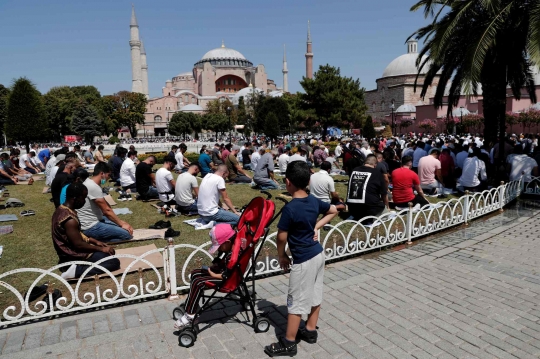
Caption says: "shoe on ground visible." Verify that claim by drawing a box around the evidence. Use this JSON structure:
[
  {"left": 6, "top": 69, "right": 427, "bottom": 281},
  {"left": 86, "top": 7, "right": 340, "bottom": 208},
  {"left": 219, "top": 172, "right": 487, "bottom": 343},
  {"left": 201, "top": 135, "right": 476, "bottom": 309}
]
[
  {"left": 165, "top": 228, "right": 180, "bottom": 237},
  {"left": 174, "top": 313, "right": 194, "bottom": 330},
  {"left": 295, "top": 327, "right": 318, "bottom": 344},
  {"left": 118, "top": 195, "right": 127, "bottom": 202},
  {"left": 264, "top": 337, "right": 297, "bottom": 357},
  {"left": 149, "top": 220, "right": 171, "bottom": 229}
]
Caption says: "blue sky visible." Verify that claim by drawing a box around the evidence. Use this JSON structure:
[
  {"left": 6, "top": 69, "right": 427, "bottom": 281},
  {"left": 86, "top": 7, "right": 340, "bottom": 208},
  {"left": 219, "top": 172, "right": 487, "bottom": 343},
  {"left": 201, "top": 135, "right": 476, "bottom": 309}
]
[{"left": 0, "top": 0, "right": 430, "bottom": 98}]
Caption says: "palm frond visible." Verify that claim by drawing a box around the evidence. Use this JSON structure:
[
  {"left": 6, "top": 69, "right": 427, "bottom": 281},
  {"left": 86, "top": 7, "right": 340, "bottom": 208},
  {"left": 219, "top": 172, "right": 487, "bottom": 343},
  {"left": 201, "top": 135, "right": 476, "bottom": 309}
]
[{"left": 527, "top": 0, "right": 540, "bottom": 68}]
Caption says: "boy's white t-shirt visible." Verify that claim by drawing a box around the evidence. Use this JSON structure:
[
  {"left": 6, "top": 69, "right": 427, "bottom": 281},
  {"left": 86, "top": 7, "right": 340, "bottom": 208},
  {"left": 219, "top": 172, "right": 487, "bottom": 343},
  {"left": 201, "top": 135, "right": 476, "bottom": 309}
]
[
  {"left": 197, "top": 173, "right": 226, "bottom": 217},
  {"left": 155, "top": 167, "right": 174, "bottom": 202},
  {"left": 175, "top": 172, "right": 198, "bottom": 207}
]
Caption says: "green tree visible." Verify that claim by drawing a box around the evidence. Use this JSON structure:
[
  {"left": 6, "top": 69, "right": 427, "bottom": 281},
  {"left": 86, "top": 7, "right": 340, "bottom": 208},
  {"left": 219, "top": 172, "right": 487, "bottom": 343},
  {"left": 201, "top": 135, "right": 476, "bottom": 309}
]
[
  {"left": 108, "top": 91, "right": 147, "bottom": 138},
  {"left": 282, "top": 92, "right": 316, "bottom": 135},
  {"left": 264, "top": 112, "right": 280, "bottom": 146},
  {"left": 43, "top": 86, "right": 77, "bottom": 140},
  {"left": 99, "top": 95, "right": 119, "bottom": 136},
  {"left": 72, "top": 102, "right": 102, "bottom": 144},
  {"left": 0, "top": 84, "right": 10, "bottom": 144},
  {"left": 71, "top": 86, "right": 102, "bottom": 107},
  {"left": 6, "top": 77, "right": 46, "bottom": 152},
  {"left": 410, "top": 0, "right": 540, "bottom": 163},
  {"left": 363, "top": 115, "right": 376, "bottom": 140},
  {"left": 300, "top": 65, "right": 367, "bottom": 136},
  {"left": 255, "top": 96, "right": 289, "bottom": 136},
  {"left": 169, "top": 112, "right": 193, "bottom": 139}
]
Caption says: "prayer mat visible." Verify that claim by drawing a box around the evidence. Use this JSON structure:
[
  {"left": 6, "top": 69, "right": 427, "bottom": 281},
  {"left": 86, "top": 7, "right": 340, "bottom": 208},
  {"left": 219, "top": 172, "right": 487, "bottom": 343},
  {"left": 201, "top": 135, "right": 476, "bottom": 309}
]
[
  {"left": 0, "top": 215, "right": 17, "bottom": 222},
  {"left": 66, "top": 244, "right": 163, "bottom": 281},
  {"left": 0, "top": 225, "right": 14, "bottom": 235},
  {"left": 113, "top": 208, "right": 133, "bottom": 215},
  {"left": 104, "top": 195, "right": 117, "bottom": 206}
]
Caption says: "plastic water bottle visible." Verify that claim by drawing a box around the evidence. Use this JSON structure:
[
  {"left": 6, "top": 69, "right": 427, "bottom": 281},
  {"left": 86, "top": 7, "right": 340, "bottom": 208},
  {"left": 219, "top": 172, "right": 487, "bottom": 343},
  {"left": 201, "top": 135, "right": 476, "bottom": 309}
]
[{"left": 241, "top": 238, "right": 247, "bottom": 250}]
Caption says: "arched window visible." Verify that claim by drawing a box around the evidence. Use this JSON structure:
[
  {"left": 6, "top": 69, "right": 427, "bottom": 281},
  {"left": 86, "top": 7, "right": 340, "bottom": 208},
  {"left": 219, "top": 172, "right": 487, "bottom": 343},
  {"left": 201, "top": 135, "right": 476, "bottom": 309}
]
[{"left": 154, "top": 115, "right": 162, "bottom": 122}]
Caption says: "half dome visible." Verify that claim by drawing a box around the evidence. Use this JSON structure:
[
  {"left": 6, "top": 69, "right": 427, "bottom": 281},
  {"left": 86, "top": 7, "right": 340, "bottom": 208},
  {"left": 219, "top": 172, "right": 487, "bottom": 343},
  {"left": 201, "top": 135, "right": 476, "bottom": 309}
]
[
  {"left": 383, "top": 53, "right": 430, "bottom": 78},
  {"left": 396, "top": 104, "right": 416, "bottom": 113}
]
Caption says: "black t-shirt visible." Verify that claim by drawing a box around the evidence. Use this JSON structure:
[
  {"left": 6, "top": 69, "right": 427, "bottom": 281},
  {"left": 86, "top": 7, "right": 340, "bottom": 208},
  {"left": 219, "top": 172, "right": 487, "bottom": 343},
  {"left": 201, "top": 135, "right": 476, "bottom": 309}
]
[
  {"left": 51, "top": 172, "right": 69, "bottom": 208},
  {"left": 242, "top": 149, "right": 252, "bottom": 165},
  {"left": 346, "top": 166, "right": 386, "bottom": 219},
  {"left": 135, "top": 162, "right": 153, "bottom": 194}
]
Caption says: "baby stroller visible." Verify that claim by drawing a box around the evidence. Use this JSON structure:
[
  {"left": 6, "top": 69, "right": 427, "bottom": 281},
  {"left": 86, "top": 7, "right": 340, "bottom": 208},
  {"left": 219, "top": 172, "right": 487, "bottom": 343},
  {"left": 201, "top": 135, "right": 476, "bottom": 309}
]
[{"left": 173, "top": 192, "right": 287, "bottom": 347}]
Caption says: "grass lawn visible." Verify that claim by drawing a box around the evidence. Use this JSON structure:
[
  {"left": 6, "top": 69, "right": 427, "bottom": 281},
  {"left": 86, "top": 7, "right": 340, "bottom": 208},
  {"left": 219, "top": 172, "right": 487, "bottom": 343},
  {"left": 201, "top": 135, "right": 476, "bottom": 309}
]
[{"left": 0, "top": 168, "right": 458, "bottom": 319}]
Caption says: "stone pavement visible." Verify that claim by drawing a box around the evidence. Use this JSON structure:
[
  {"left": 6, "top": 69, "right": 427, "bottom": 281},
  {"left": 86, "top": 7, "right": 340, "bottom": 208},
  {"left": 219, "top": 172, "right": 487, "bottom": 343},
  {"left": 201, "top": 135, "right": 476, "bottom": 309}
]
[{"left": 2, "top": 200, "right": 540, "bottom": 359}]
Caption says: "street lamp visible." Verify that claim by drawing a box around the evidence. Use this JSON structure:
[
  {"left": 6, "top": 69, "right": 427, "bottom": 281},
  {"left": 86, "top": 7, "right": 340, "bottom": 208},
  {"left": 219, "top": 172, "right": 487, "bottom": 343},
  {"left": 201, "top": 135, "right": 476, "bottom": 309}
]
[
  {"left": 390, "top": 102, "right": 395, "bottom": 136},
  {"left": 226, "top": 106, "right": 232, "bottom": 145},
  {"left": 460, "top": 106, "right": 464, "bottom": 130}
]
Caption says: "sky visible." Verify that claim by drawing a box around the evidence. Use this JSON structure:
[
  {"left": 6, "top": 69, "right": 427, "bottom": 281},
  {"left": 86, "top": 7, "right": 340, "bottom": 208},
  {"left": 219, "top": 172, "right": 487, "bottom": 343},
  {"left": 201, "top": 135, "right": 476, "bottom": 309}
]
[{"left": 0, "top": 0, "right": 430, "bottom": 99}]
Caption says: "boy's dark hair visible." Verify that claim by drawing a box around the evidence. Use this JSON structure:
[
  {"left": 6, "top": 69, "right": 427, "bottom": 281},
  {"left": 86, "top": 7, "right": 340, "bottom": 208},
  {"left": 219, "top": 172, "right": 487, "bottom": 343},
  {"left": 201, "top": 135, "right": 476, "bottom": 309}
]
[
  {"left": 66, "top": 182, "right": 87, "bottom": 199},
  {"left": 89, "top": 145, "right": 96, "bottom": 150},
  {"left": 164, "top": 155, "right": 178, "bottom": 166},
  {"left": 98, "top": 145, "right": 104, "bottom": 150},
  {"left": 285, "top": 161, "right": 310, "bottom": 189},
  {"left": 93, "top": 162, "right": 111, "bottom": 175},
  {"left": 128, "top": 150, "right": 137, "bottom": 157},
  {"left": 320, "top": 161, "right": 332, "bottom": 172},
  {"left": 171, "top": 145, "right": 178, "bottom": 150},
  {"left": 179, "top": 143, "right": 187, "bottom": 150}
]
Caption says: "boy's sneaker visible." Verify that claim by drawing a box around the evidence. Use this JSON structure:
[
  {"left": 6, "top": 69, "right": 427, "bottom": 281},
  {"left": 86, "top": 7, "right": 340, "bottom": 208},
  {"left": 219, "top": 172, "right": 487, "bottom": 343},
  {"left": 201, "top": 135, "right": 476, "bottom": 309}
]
[
  {"left": 118, "top": 195, "right": 127, "bottom": 202},
  {"left": 295, "top": 327, "right": 318, "bottom": 344},
  {"left": 264, "top": 337, "right": 297, "bottom": 357}
]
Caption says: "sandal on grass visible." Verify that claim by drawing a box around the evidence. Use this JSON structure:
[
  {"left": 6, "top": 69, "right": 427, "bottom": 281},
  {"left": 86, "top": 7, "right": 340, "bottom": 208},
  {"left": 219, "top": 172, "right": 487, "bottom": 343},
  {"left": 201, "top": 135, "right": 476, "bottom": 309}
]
[{"left": 20, "top": 210, "right": 36, "bottom": 216}]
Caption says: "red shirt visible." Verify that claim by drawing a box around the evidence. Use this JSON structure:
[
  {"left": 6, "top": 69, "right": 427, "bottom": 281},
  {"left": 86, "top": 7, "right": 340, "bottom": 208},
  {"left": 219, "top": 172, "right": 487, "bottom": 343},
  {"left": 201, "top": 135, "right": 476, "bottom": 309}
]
[{"left": 391, "top": 167, "right": 419, "bottom": 204}]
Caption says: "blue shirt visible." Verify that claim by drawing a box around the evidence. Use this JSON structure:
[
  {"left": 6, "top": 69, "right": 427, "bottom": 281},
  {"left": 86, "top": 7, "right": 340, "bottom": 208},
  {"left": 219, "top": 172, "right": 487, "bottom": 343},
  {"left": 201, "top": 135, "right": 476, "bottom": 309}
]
[
  {"left": 198, "top": 153, "right": 212, "bottom": 176},
  {"left": 60, "top": 184, "right": 68, "bottom": 206},
  {"left": 38, "top": 149, "right": 50, "bottom": 163},
  {"left": 277, "top": 195, "right": 330, "bottom": 264},
  {"left": 412, "top": 148, "right": 427, "bottom": 167}
]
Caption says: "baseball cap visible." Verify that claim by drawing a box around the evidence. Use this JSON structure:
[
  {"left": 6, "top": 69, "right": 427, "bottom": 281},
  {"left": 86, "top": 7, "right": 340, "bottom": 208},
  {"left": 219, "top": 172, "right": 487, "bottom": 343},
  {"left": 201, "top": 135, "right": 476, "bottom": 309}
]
[
  {"left": 56, "top": 154, "right": 66, "bottom": 161},
  {"left": 208, "top": 224, "right": 236, "bottom": 254}
]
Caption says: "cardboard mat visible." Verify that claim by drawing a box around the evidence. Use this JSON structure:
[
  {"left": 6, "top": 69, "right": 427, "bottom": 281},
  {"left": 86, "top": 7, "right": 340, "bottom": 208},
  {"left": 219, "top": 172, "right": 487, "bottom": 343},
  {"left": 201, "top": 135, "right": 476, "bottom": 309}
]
[
  {"left": 67, "top": 244, "right": 163, "bottom": 280},
  {"left": 132, "top": 228, "right": 167, "bottom": 241},
  {"left": 104, "top": 195, "right": 117, "bottom": 206}
]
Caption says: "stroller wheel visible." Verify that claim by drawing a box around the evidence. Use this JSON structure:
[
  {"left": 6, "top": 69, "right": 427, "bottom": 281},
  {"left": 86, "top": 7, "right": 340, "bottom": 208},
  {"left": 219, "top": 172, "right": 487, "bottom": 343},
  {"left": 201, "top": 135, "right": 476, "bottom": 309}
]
[
  {"left": 172, "top": 304, "right": 186, "bottom": 320},
  {"left": 254, "top": 317, "right": 270, "bottom": 333},
  {"left": 178, "top": 330, "right": 196, "bottom": 348}
]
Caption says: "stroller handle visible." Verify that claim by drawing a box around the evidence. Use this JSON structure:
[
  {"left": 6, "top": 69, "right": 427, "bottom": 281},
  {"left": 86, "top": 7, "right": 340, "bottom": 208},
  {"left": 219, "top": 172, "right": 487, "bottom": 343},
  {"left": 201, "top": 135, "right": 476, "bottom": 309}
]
[
  {"left": 276, "top": 197, "right": 289, "bottom": 204},
  {"left": 260, "top": 191, "right": 272, "bottom": 199}
]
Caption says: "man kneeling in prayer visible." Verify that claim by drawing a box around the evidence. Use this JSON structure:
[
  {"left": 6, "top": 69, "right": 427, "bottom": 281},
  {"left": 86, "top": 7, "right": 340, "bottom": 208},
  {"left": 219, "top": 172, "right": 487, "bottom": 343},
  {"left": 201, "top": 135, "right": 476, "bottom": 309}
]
[{"left": 52, "top": 182, "right": 120, "bottom": 279}]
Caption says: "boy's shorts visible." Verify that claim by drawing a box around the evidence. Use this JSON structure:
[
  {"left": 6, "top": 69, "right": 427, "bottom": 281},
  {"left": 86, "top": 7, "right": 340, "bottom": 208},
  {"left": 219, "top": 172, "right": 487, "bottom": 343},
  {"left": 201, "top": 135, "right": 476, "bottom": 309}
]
[{"left": 287, "top": 251, "right": 325, "bottom": 315}]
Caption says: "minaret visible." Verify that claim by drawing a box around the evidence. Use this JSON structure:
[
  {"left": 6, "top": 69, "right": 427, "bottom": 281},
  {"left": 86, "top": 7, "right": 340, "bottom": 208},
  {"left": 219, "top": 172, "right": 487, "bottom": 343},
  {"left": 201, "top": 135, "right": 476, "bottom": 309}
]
[
  {"left": 129, "top": 5, "right": 143, "bottom": 94},
  {"left": 282, "top": 44, "right": 289, "bottom": 92},
  {"left": 305, "top": 20, "right": 313, "bottom": 79},
  {"left": 140, "top": 39, "right": 149, "bottom": 98}
]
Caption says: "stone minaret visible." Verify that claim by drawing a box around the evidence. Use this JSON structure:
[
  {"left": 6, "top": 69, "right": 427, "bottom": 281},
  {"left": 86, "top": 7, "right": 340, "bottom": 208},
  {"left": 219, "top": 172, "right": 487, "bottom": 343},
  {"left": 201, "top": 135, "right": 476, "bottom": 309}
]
[
  {"left": 305, "top": 20, "right": 313, "bottom": 79},
  {"left": 140, "top": 39, "right": 149, "bottom": 98},
  {"left": 129, "top": 5, "right": 143, "bottom": 94},
  {"left": 282, "top": 44, "right": 289, "bottom": 92}
]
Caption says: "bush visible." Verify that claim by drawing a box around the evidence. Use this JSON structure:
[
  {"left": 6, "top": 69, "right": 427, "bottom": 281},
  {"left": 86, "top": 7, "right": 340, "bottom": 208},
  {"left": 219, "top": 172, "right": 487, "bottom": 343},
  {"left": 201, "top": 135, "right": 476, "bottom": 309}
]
[
  {"left": 323, "top": 141, "right": 339, "bottom": 152},
  {"left": 108, "top": 136, "right": 120, "bottom": 144}
]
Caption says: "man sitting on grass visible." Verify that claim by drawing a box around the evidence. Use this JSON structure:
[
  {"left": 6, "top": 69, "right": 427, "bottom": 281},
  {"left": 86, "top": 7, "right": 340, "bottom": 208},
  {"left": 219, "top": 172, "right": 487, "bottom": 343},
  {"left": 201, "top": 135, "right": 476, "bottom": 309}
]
[
  {"left": 226, "top": 146, "right": 252, "bottom": 184},
  {"left": 52, "top": 182, "right": 120, "bottom": 280},
  {"left": 197, "top": 164, "right": 240, "bottom": 225},
  {"left": 19, "top": 151, "right": 39, "bottom": 174},
  {"left": 309, "top": 161, "right": 345, "bottom": 210},
  {"left": 253, "top": 148, "right": 281, "bottom": 190},
  {"left": 77, "top": 162, "right": 134, "bottom": 243},
  {"left": 119, "top": 150, "right": 138, "bottom": 192},
  {"left": 1, "top": 153, "right": 32, "bottom": 182},
  {"left": 391, "top": 155, "right": 429, "bottom": 209},
  {"left": 156, "top": 155, "right": 177, "bottom": 206},
  {"left": 175, "top": 163, "right": 201, "bottom": 213},
  {"left": 135, "top": 155, "right": 158, "bottom": 200}
]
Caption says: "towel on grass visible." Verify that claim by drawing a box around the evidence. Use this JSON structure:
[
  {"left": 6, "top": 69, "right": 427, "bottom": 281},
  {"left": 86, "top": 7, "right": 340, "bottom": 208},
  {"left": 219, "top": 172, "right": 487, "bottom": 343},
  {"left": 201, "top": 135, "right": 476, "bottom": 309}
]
[
  {"left": 184, "top": 218, "right": 216, "bottom": 230},
  {"left": 113, "top": 208, "right": 133, "bottom": 215}
]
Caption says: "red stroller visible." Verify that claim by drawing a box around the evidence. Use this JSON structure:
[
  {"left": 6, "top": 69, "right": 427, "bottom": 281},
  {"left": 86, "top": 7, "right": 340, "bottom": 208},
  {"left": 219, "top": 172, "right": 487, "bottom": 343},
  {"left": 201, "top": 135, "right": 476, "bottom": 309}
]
[{"left": 173, "top": 192, "right": 287, "bottom": 348}]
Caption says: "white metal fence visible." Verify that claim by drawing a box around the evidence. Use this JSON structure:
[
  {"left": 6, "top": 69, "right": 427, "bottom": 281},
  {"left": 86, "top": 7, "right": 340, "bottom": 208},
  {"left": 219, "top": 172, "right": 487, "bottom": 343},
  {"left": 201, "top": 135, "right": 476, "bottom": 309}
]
[{"left": 0, "top": 177, "right": 530, "bottom": 326}]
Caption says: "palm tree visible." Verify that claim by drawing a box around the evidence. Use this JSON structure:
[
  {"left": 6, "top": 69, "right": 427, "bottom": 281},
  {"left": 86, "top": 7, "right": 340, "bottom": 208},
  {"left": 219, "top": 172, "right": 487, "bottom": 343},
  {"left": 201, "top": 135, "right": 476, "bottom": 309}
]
[{"left": 409, "top": 0, "right": 540, "bottom": 165}]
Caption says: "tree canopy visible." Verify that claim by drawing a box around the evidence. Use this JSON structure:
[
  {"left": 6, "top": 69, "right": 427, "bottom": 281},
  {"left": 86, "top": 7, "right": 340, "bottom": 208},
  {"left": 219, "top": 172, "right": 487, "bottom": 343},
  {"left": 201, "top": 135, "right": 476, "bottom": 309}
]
[
  {"left": 104, "top": 91, "right": 147, "bottom": 138},
  {"left": 410, "top": 0, "right": 540, "bottom": 144},
  {"left": 71, "top": 102, "right": 102, "bottom": 144},
  {"left": 299, "top": 65, "right": 367, "bottom": 136},
  {"left": 6, "top": 77, "right": 46, "bottom": 151},
  {"left": 42, "top": 86, "right": 77, "bottom": 140},
  {"left": 169, "top": 112, "right": 197, "bottom": 139},
  {"left": 0, "top": 84, "right": 9, "bottom": 143},
  {"left": 363, "top": 115, "right": 376, "bottom": 140}
]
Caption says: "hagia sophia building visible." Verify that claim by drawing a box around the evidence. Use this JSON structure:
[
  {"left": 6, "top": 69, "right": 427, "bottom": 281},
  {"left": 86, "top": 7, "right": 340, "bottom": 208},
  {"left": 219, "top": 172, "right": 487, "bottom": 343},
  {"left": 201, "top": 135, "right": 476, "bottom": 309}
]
[{"left": 129, "top": 6, "right": 313, "bottom": 136}]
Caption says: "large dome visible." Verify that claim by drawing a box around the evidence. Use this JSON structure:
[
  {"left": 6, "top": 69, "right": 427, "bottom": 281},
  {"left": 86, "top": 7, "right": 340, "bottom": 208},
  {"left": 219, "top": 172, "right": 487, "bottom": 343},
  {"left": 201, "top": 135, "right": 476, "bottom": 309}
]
[
  {"left": 195, "top": 43, "right": 253, "bottom": 68},
  {"left": 382, "top": 53, "right": 430, "bottom": 78},
  {"left": 201, "top": 47, "right": 246, "bottom": 61}
]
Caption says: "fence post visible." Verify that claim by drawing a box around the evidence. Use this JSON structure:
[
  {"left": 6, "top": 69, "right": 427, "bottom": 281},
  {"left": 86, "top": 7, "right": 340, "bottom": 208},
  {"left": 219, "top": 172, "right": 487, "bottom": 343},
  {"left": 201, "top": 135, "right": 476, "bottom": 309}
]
[
  {"left": 464, "top": 191, "right": 470, "bottom": 225},
  {"left": 167, "top": 237, "right": 179, "bottom": 300},
  {"left": 499, "top": 181, "right": 505, "bottom": 212},
  {"left": 407, "top": 202, "right": 413, "bottom": 245}
]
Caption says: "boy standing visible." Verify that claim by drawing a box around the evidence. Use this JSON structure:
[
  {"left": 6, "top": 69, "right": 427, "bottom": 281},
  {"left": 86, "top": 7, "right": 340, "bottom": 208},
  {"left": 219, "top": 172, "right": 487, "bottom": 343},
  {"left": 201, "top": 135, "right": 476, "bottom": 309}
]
[{"left": 264, "top": 161, "right": 338, "bottom": 357}]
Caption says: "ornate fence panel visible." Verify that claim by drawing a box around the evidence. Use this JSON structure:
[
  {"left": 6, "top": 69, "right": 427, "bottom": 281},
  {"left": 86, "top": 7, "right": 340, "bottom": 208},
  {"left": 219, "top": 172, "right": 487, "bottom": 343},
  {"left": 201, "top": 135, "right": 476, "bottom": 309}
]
[{"left": 0, "top": 179, "right": 526, "bottom": 326}]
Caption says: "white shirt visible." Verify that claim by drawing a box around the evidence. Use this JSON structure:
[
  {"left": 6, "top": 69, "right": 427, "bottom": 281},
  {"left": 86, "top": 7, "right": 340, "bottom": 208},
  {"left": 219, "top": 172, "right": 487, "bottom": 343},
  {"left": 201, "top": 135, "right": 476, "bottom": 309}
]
[
  {"left": 19, "top": 154, "right": 30, "bottom": 168},
  {"left": 155, "top": 167, "right": 174, "bottom": 202},
  {"left": 309, "top": 170, "right": 335, "bottom": 203},
  {"left": 334, "top": 145, "right": 342, "bottom": 157},
  {"left": 175, "top": 172, "right": 198, "bottom": 207},
  {"left": 361, "top": 148, "right": 372, "bottom": 157},
  {"left": 119, "top": 157, "right": 136, "bottom": 187},
  {"left": 48, "top": 166, "right": 60, "bottom": 186},
  {"left": 30, "top": 155, "right": 42, "bottom": 166},
  {"left": 197, "top": 173, "right": 226, "bottom": 217},
  {"left": 460, "top": 157, "right": 487, "bottom": 187},
  {"left": 278, "top": 154, "right": 289, "bottom": 173},
  {"left": 251, "top": 152, "right": 261, "bottom": 171},
  {"left": 288, "top": 154, "right": 306, "bottom": 163},
  {"left": 509, "top": 155, "right": 538, "bottom": 182},
  {"left": 77, "top": 178, "right": 104, "bottom": 231},
  {"left": 174, "top": 151, "right": 184, "bottom": 171}
]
